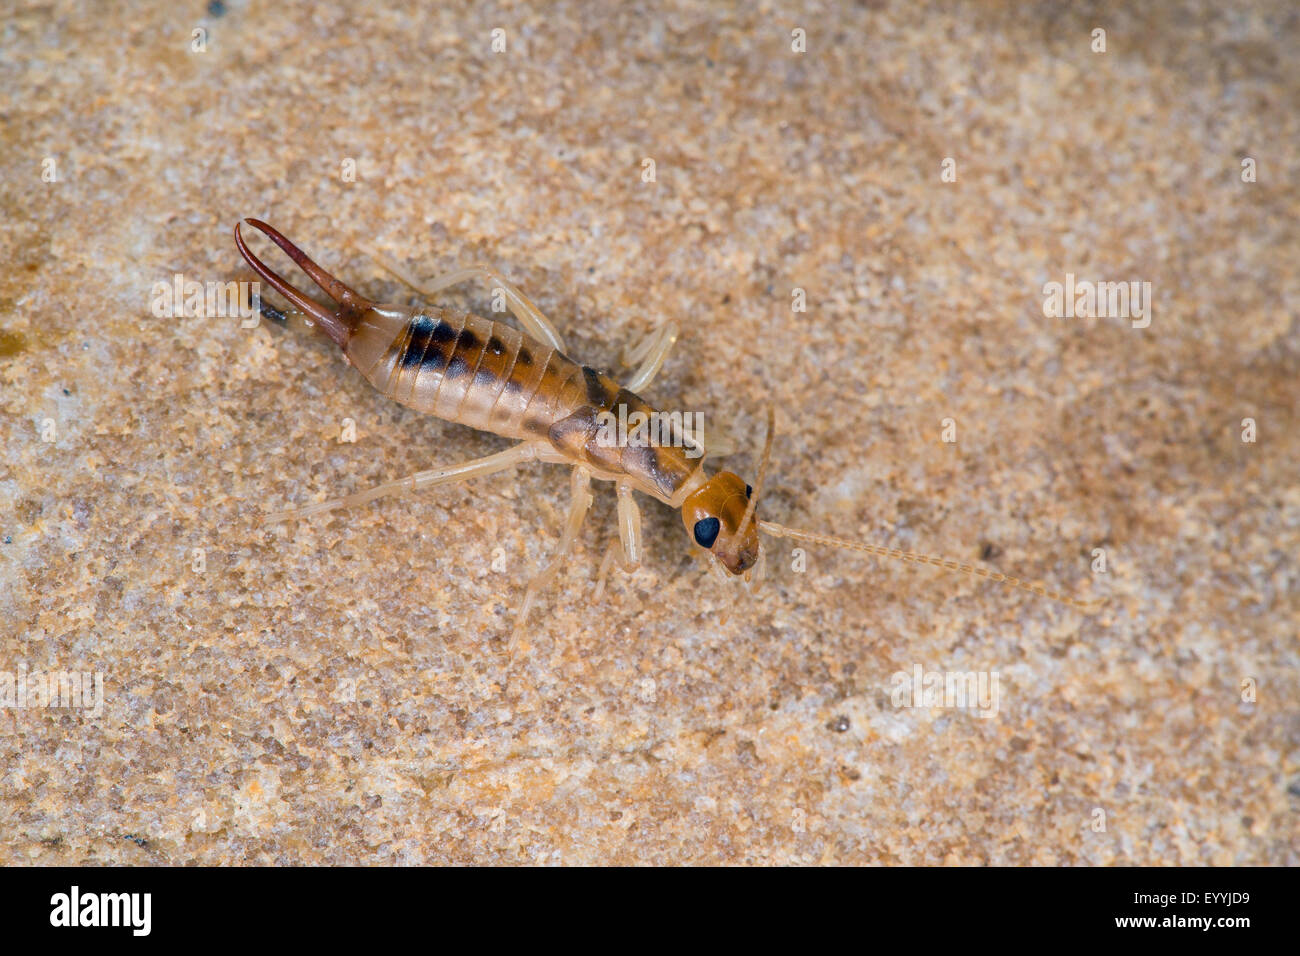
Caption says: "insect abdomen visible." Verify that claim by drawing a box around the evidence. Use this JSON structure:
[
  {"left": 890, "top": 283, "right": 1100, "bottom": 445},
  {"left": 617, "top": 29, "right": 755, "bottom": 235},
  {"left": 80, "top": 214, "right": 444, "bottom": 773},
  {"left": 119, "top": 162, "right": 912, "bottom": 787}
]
[
  {"left": 345, "top": 307, "right": 701, "bottom": 501},
  {"left": 345, "top": 306, "right": 582, "bottom": 440}
]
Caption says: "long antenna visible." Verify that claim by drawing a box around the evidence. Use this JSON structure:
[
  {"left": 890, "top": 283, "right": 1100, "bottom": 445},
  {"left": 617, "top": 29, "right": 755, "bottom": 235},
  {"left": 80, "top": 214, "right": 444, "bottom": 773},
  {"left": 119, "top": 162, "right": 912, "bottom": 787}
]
[
  {"left": 745, "top": 406, "right": 1102, "bottom": 612},
  {"left": 757, "top": 520, "right": 1104, "bottom": 613},
  {"left": 739, "top": 404, "right": 775, "bottom": 535}
]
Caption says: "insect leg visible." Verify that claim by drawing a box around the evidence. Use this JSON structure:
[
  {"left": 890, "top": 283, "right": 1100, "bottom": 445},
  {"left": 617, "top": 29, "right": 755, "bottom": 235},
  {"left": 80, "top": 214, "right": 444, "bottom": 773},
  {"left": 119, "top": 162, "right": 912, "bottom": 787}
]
[
  {"left": 423, "top": 266, "right": 567, "bottom": 353},
  {"left": 511, "top": 465, "right": 594, "bottom": 655},
  {"left": 265, "top": 442, "right": 544, "bottom": 523},
  {"left": 701, "top": 426, "right": 738, "bottom": 458},
  {"left": 594, "top": 481, "right": 643, "bottom": 597},
  {"left": 359, "top": 246, "right": 567, "bottom": 353},
  {"left": 621, "top": 322, "right": 678, "bottom": 392}
]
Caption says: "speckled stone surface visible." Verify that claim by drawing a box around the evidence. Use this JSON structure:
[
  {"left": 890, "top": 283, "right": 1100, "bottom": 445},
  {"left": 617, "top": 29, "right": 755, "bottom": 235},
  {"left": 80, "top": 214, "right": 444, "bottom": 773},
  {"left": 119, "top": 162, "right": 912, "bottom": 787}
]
[{"left": 1, "top": 1, "right": 1296, "bottom": 864}]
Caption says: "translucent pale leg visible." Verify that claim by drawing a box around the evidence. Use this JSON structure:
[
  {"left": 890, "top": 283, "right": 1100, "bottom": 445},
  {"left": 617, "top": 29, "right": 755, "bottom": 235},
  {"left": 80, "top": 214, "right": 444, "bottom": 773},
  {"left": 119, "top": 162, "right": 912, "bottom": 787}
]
[
  {"left": 359, "top": 245, "right": 567, "bottom": 353},
  {"left": 700, "top": 421, "right": 738, "bottom": 458},
  {"left": 671, "top": 410, "right": 741, "bottom": 461},
  {"left": 511, "top": 466, "right": 594, "bottom": 655},
  {"left": 594, "top": 482, "right": 644, "bottom": 598},
  {"left": 621, "top": 322, "right": 678, "bottom": 392},
  {"left": 264, "top": 442, "right": 543, "bottom": 523}
]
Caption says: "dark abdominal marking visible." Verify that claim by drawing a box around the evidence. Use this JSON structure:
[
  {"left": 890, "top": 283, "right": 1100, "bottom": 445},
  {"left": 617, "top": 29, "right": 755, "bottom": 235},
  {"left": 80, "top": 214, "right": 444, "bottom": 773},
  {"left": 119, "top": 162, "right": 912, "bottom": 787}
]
[
  {"left": 444, "top": 327, "right": 480, "bottom": 378},
  {"left": 430, "top": 319, "right": 458, "bottom": 346},
  {"left": 400, "top": 314, "right": 437, "bottom": 369}
]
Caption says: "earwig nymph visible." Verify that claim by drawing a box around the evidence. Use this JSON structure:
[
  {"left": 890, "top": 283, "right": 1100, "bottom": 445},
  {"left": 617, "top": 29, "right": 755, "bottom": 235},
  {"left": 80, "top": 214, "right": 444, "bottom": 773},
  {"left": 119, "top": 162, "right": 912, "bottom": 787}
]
[{"left": 234, "top": 219, "right": 1101, "bottom": 649}]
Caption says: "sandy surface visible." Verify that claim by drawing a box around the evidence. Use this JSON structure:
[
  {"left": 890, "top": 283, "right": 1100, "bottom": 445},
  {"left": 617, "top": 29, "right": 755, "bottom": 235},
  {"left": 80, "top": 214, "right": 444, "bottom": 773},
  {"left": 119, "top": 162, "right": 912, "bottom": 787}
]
[{"left": 1, "top": 0, "right": 1296, "bottom": 864}]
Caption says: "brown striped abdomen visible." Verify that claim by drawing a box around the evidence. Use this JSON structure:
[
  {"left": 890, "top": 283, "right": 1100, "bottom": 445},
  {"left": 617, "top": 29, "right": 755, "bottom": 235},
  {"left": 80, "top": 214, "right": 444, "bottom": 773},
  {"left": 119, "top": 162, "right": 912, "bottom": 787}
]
[{"left": 345, "top": 305, "right": 702, "bottom": 502}]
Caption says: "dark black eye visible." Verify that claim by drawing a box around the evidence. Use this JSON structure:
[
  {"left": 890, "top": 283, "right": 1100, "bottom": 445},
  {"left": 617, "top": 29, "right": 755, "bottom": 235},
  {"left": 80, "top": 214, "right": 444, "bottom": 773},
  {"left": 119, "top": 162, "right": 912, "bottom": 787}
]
[
  {"left": 693, "top": 517, "right": 721, "bottom": 549},
  {"left": 745, "top": 484, "right": 753, "bottom": 499}
]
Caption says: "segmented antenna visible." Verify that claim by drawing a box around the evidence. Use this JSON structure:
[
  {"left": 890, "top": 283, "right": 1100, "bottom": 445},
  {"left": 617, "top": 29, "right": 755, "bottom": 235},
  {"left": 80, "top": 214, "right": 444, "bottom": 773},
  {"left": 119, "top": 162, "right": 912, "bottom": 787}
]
[{"left": 739, "top": 404, "right": 775, "bottom": 535}]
